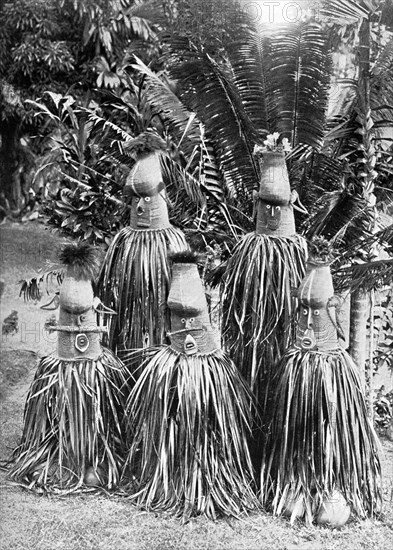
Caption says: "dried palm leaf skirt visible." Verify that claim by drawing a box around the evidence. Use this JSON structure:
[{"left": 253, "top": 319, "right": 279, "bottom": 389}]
[
  {"left": 260, "top": 347, "right": 382, "bottom": 523},
  {"left": 221, "top": 233, "right": 307, "bottom": 409},
  {"left": 122, "top": 347, "right": 259, "bottom": 520},
  {"left": 96, "top": 227, "right": 188, "bottom": 359},
  {"left": 8, "top": 348, "right": 129, "bottom": 493}
]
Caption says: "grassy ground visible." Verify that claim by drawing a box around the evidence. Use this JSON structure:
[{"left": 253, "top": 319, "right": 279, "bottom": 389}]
[{"left": 1, "top": 220, "right": 393, "bottom": 550}]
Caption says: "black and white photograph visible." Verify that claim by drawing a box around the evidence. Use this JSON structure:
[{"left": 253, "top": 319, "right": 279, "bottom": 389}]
[{"left": 1, "top": 1, "right": 392, "bottom": 548}]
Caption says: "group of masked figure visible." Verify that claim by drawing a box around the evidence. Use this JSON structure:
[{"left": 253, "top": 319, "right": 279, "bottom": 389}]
[{"left": 8, "top": 137, "right": 382, "bottom": 526}]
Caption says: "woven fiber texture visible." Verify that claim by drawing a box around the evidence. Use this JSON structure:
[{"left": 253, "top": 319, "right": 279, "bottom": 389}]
[
  {"left": 57, "top": 276, "right": 101, "bottom": 360},
  {"left": 256, "top": 151, "right": 296, "bottom": 237},
  {"left": 167, "top": 262, "right": 220, "bottom": 354},
  {"left": 296, "top": 261, "right": 339, "bottom": 351},
  {"left": 126, "top": 151, "right": 163, "bottom": 197}
]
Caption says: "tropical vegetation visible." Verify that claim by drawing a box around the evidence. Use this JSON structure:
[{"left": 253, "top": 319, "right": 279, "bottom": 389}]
[{"left": 1, "top": 0, "right": 393, "bottom": 419}]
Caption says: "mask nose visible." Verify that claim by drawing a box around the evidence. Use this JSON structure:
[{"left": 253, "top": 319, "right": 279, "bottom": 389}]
[
  {"left": 136, "top": 198, "right": 145, "bottom": 216},
  {"left": 184, "top": 318, "right": 194, "bottom": 330}
]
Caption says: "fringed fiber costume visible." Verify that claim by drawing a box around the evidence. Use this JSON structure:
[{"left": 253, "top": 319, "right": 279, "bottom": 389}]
[
  {"left": 260, "top": 247, "right": 382, "bottom": 526},
  {"left": 96, "top": 138, "right": 188, "bottom": 366},
  {"left": 8, "top": 243, "right": 129, "bottom": 493},
  {"left": 221, "top": 149, "right": 307, "bottom": 413},
  {"left": 122, "top": 252, "right": 259, "bottom": 520}
]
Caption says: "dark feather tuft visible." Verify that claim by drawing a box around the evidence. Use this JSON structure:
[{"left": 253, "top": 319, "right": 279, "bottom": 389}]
[
  {"left": 169, "top": 250, "right": 198, "bottom": 264},
  {"left": 59, "top": 242, "right": 101, "bottom": 280}
]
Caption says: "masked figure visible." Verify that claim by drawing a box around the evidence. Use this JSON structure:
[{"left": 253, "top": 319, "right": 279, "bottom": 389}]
[
  {"left": 9, "top": 243, "right": 129, "bottom": 492},
  {"left": 221, "top": 149, "right": 307, "bottom": 414},
  {"left": 260, "top": 251, "right": 382, "bottom": 526},
  {"left": 122, "top": 251, "right": 259, "bottom": 520},
  {"left": 96, "top": 136, "right": 188, "bottom": 370}
]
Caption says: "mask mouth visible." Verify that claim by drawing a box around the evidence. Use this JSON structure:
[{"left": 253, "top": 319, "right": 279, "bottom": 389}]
[
  {"left": 136, "top": 219, "right": 150, "bottom": 228},
  {"left": 184, "top": 334, "right": 198, "bottom": 355},
  {"left": 300, "top": 332, "right": 317, "bottom": 350},
  {"left": 267, "top": 216, "right": 280, "bottom": 230}
]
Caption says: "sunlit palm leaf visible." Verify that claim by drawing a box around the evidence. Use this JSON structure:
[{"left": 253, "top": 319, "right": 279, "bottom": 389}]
[
  {"left": 225, "top": 17, "right": 270, "bottom": 135},
  {"left": 268, "top": 22, "right": 331, "bottom": 149},
  {"left": 320, "top": 0, "right": 379, "bottom": 24}
]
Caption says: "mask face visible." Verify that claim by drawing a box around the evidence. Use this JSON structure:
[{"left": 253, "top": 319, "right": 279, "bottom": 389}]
[
  {"left": 295, "top": 263, "right": 339, "bottom": 351},
  {"left": 134, "top": 195, "right": 153, "bottom": 228},
  {"left": 169, "top": 311, "right": 204, "bottom": 356},
  {"left": 129, "top": 186, "right": 169, "bottom": 229},
  {"left": 296, "top": 305, "right": 338, "bottom": 350},
  {"left": 57, "top": 278, "right": 101, "bottom": 359},
  {"left": 259, "top": 202, "right": 282, "bottom": 230}
]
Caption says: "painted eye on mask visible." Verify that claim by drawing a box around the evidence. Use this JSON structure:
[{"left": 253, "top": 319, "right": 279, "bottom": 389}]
[
  {"left": 144, "top": 197, "right": 151, "bottom": 203},
  {"left": 314, "top": 309, "right": 320, "bottom": 316},
  {"left": 266, "top": 205, "right": 271, "bottom": 210},
  {"left": 275, "top": 206, "right": 281, "bottom": 212},
  {"left": 303, "top": 308, "right": 308, "bottom": 315},
  {"left": 181, "top": 318, "right": 186, "bottom": 325}
]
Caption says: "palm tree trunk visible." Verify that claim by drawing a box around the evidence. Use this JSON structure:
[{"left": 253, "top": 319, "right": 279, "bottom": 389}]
[
  {"left": 348, "top": 17, "right": 376, "bottom": 417},
  {"left": 348, "top": 288, "right": 369, "bottom": 390}
]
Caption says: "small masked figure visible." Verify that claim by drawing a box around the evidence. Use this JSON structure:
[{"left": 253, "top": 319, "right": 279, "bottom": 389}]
[
  {"left": 96, "top": 136, "right": 188, "bottom": 368},
  {"left": 122, "top": 251, "right": 259, "bottom": 520},
  {"left": 260, "top": 252, "right": 382, "bottom": 526},
  {"left": 9, "top": 243, "right": 129, "bottom": 493},
  {"left": 221, "top": 148, "right": 307, "bottom": 413}
]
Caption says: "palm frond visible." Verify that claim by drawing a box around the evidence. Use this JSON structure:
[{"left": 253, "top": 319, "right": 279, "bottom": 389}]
[
  {"left": 261, "top": 347, "right": 382, "bottom": 521},
  {"left": 267, "top": 22, "right": 331, "bottom": 149},
  {"left": 168, "top": 37, "right": 260, "bottom": 202},
  {"left": 334, "top": 258, "right": 393, "bottom": 293},
  {"left": 131, "top": 55, "right": 201, "bottom": 158},
  {"left": 8, "top": 349, "right": 130, "bottom": 493},
  {"left": 320, "top": 0, "right": 378, "bottom": 24},
  {"left": 225, "top": 16, "right": 270, "bottom": 135},
  {"left": 306, "top": 192, "right": 375, "bottom": 248},
  {"left": 122, "top": 347, "right": 259, "bottom": 520}
]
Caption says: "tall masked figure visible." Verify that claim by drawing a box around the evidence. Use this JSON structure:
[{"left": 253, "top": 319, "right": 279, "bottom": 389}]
[
  {"left": 96, "top": 136, "right": 188, "bottom": 369},
  {"left": 9, "top": 243, "right": 129, "bottom": 493},
  {"left": 221, "top": 149, "right": 307, "bottom": 413},
  {"left": 260, "top": 244, "right": 382, "bottom": 526},
  {"left": 123, "top": 251, "right": 259, "bottom": 520}
]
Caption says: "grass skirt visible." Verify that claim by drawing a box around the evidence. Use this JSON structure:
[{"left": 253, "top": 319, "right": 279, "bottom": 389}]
[
  {"left": 96, "top": 226, "right": 187, "bottom": 362},
  {"left": 122, "top": 347, "right": 259, "bottom": 520},
  {"left": 8, "top": 348, "right": 129, "bottom": 494},
  {"left": 221, "top": 233, "right": 307, "bottom": 409},
  {"left": 260, "top": 347, "right": 382, "bottom": 522}
]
